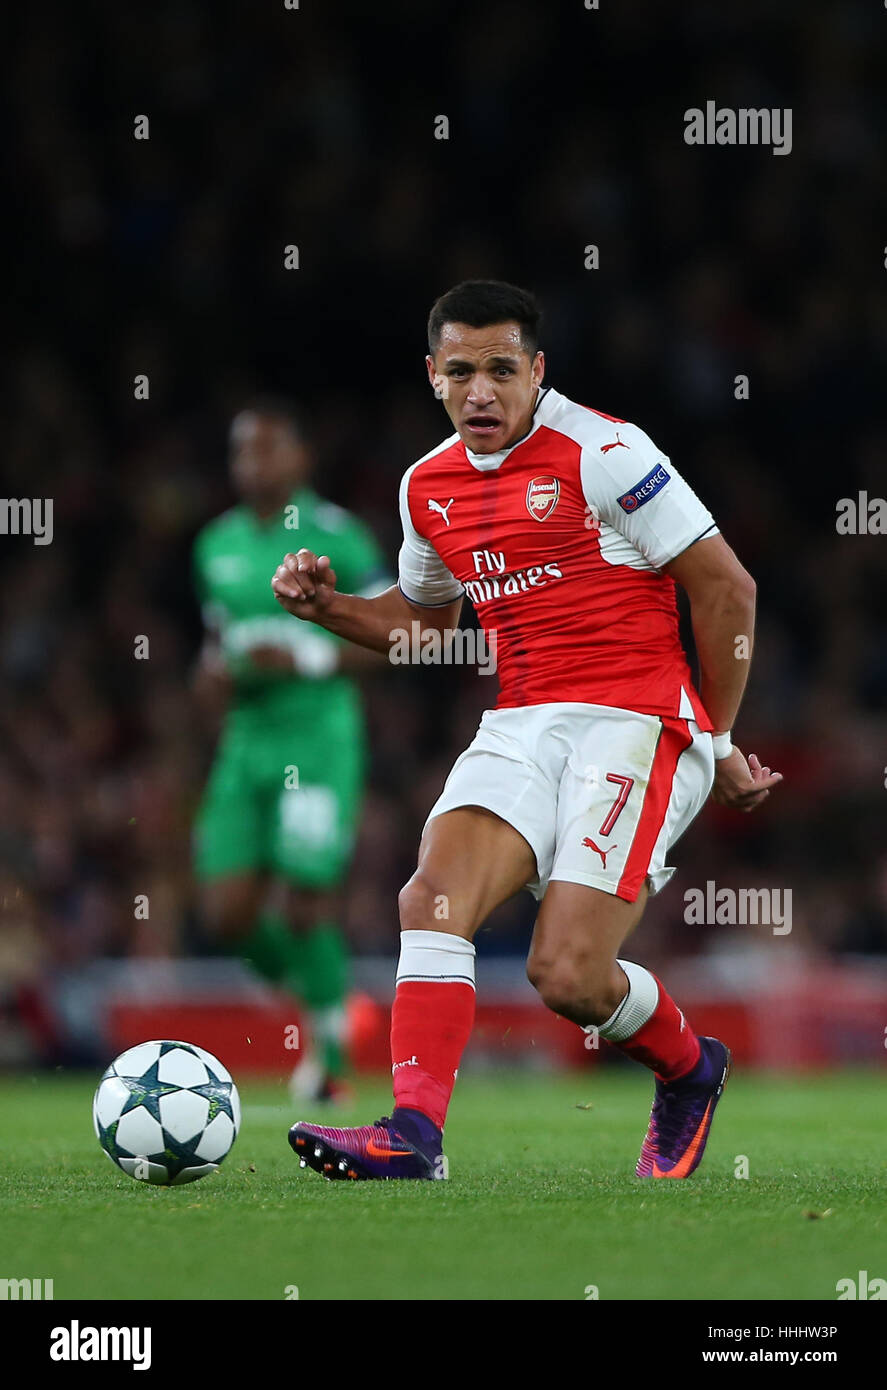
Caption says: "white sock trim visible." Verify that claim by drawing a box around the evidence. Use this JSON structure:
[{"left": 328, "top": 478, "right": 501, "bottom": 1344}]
[
  {"left": 596, "top": 960, "right": 659, "bottom": 1042},
  {"left": 396, "top": 929, "right": 476, "bottom": 990}
]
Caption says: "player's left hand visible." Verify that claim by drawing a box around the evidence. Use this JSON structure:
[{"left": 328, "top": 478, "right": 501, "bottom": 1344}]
[{"left": 711, "top": 748, "right": 783, "bottom": 812}]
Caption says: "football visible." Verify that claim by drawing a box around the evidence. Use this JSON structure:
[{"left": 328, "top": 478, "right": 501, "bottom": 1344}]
[{"left": 93, "top": 1040, "right": 241, "bottom": 1185}]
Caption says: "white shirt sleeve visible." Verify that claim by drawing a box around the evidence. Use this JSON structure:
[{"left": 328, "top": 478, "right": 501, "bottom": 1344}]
[
  {"left": 580, "top": 421, "right": 718, "bottom": 570},
  {"left": 397, "top": 463, "right": 464, "bottom": 606}
]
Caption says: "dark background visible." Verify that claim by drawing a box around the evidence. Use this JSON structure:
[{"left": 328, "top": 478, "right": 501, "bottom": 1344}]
[{"left": 2, "top": 1, "right": 885, "bottom": 1019}]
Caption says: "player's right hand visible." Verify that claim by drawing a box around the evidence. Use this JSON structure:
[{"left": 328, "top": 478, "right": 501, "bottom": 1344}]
[{"left": 271, "top": 549, "right": 338, "bottom": 621}]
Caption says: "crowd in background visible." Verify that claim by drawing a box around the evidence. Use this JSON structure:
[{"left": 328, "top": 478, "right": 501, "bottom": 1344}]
[{"left": 2, "top": 0, "right": 885, "bottom": 1022}]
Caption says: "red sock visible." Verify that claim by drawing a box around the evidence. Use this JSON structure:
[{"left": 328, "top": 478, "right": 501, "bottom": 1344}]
[
  {"left": 390, "top": 982, "right": 475, "bottom": 1130},
  {"left": 390, "top": 931, "right": 476, "bottom": 1131},
  {"left": 610, "top": 972, "right": 700, "bottom": 1081}
]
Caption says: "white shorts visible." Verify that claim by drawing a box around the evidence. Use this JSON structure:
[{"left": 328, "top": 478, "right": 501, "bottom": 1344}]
[{"left": 424, "top": 702, "right": 714, "bottom": 903}]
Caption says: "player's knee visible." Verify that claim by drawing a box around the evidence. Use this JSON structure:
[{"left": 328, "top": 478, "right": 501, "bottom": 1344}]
[
  {"left": 398, "top": 871, "right": 457, "bottom": 934},
  {"left": 527, "top": 956, "right": 624, "bottom": 1024},
  {"left": 526, "top": 959, "right": 579, "bottom": 1018}
]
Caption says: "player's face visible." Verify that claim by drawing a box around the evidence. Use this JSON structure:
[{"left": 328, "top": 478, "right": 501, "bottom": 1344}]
[
  {"left": 426, "top": 322, "right": 545, "bottom": 453},
  {"left": 229, "top": 413, "right": 306, "bottom": 502}
]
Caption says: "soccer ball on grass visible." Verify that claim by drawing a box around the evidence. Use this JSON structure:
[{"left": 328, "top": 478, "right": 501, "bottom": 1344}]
[{"left": 93, "top": 1039, "right": 241, "bottom": 1185}]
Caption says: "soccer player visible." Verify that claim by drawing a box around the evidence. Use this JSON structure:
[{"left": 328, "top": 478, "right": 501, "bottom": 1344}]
[
  {"left": 193, "top": 399, "right": 388, "bottom": 1101},
  {"left": 271, "top": 282, "right": 782, "bottom": 1178}
]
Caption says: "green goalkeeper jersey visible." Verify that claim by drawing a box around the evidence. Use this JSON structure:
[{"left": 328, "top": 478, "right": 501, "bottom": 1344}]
[{"left": 193, "top": 487, "right": 387, "bottom": 734}]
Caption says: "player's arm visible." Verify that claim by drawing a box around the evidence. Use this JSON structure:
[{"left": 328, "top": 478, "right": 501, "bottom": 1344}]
[
  {"left": 272, "top": 464, "right": 464, "bottom": 654},
  {"left": 665, "top": 534, "right": 755, "bottom": 733},
  {"left": 271, "top": 555, "right": 463, "bottom": 654},
  {"left": 585, "top": 425, "right": 781, "bottom": 813},
  {"left": 316, "top": 517, "right": 413, "bottom": 670},
  {"left": 665, "top": 536, "right": 782, "bottom": 812}
]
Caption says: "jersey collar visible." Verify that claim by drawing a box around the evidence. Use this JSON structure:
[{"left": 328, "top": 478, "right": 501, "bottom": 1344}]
[{"left": 462, "top": 386, "right": 554, "bottom": 471}]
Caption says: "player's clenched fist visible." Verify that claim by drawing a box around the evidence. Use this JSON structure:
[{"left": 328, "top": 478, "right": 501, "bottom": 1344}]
[{"left": 271, "top": 549, "right": 338, "bottom": 620}]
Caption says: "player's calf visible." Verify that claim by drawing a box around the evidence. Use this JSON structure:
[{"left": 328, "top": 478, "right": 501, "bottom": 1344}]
[{"left": 526, "top": 956, "right": 628, "bottom": 1028}]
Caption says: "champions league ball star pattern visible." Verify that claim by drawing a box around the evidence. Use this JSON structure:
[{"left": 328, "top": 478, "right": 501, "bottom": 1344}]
[{"left": 93, "top": 1040, "right": 241, "bottom": 1185}]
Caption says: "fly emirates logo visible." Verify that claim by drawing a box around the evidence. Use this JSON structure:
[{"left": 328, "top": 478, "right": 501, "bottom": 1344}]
[{"left": 463, "top": 549, "right": 564, "bottom": 606}]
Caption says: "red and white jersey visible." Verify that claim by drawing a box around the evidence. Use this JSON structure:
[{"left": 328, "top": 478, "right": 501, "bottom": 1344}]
[{"left": 397, "top": 386, "right": 718, "bottom": 726}]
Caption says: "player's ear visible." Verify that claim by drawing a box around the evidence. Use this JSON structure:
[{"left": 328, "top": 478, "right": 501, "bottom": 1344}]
[
  {"left": 427, "top": 356, "right": 449, "bottom": 401},
  {"left": 532, "top": 350, "right": 545, "bottom": 387}
]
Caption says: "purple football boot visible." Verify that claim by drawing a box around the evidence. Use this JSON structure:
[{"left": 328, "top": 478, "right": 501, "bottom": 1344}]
[
  {"left": 636, "top": 1037, "right": 732, "bottom": 1179},
  {"left": 289, "top": 1107, "right": 444, "bottom": 1181}
]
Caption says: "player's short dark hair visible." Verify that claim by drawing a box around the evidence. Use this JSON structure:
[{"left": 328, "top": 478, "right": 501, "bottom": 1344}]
[
  {"left": 232, "top": 395, "right": 303, "bottom": 442},
  {"left": 427, "top": 280, "right": 541, "bottom": 357}
]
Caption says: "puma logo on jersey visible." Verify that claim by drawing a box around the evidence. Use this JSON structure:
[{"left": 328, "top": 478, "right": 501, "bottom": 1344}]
[
  {"left": 582, "top": 837, "right": 617, "bottom": 868},
  {"left": 428, "top": 498, "right": 454, "bottom": 526},
  {"left": 600, "top": 432, "right": 629, "bottom": 453}
]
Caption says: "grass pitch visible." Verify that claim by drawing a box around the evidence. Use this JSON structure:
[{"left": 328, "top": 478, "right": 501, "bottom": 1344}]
[{"left": 1, "top": 1068, "right": 883, "bottom": 1301}]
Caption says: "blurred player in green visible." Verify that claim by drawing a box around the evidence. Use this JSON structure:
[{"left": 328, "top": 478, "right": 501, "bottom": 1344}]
[{"left": 192, "top": 400, "right": 388, "bottom": 1101}]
